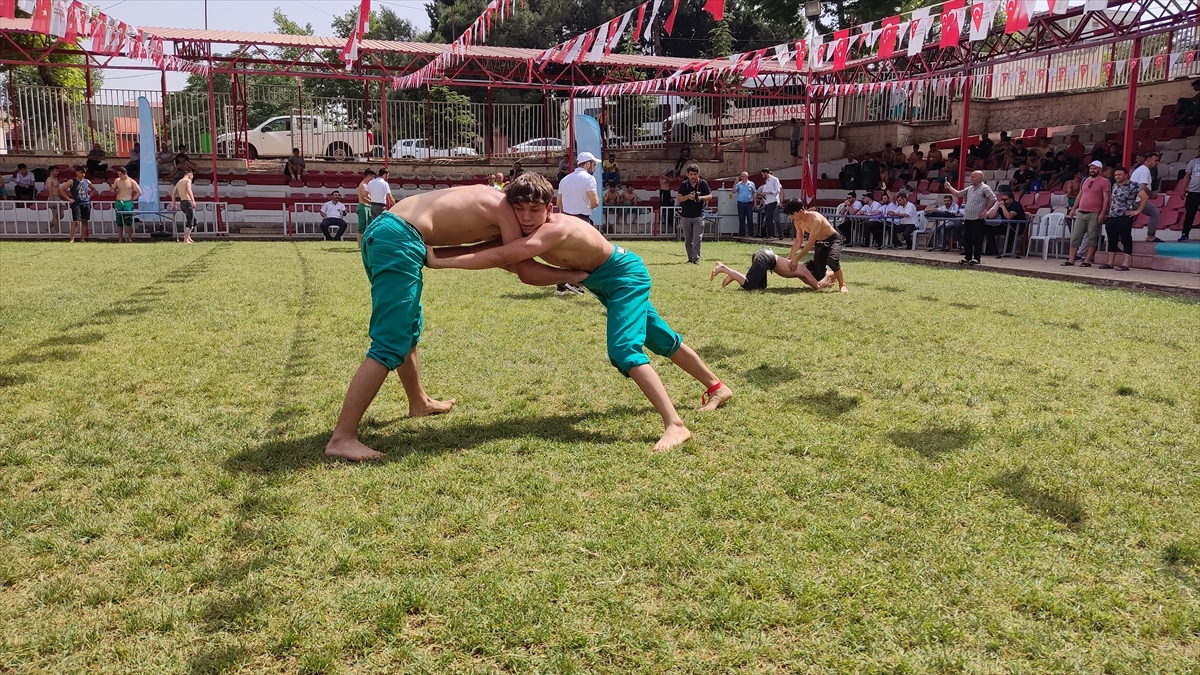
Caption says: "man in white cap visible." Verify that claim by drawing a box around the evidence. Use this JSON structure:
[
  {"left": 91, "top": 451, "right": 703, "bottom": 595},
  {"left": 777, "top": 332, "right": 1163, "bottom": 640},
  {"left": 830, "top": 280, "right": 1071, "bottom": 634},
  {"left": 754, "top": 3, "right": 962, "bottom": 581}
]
[
  {"left": 1064, "top": 160, "right": 1111, "bottom": 267},
  {"left": 552, "top": 151, "right": 600, "bottom": 295}
]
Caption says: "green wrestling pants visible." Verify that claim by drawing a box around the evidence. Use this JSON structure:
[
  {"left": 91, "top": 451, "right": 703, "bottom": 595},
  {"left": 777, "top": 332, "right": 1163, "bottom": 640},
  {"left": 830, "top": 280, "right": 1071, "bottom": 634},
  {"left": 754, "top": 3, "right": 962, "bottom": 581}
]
[
  {"left": 582, "top": 245, "right": 683, "bottom": 376},
  {"left": 356, "top": 203, "right": 370, "bottom": 231},
  {"left": 360, "top": 212, "right": 425, "bottom": 370}
]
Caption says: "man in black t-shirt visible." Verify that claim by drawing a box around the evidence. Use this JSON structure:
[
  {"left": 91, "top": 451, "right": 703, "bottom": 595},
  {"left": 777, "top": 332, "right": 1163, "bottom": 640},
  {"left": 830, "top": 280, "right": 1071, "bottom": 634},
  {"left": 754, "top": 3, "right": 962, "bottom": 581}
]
[
  {"left": 676, "top": 164, "right": 711, "bottom": 264},
  {"left": 1011, "top": 162, "right": 1036, "bottom": 195}
]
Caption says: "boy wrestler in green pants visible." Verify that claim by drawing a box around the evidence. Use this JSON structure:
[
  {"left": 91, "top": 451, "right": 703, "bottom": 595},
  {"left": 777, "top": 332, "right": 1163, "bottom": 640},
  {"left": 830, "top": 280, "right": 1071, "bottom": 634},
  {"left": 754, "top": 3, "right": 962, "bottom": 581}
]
[{"left": 426, "top": 173, "right": 732, "bottom": 452}]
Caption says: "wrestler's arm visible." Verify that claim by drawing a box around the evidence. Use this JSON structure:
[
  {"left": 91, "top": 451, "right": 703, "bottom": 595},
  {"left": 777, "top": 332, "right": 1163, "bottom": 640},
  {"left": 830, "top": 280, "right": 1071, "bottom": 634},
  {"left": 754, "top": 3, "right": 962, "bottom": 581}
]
[
  {"left": 428, "top": 227, "right": 564, "bottom": 270},
  {"left": 492, "top": 207, "right": 587, "bottom": 285}
]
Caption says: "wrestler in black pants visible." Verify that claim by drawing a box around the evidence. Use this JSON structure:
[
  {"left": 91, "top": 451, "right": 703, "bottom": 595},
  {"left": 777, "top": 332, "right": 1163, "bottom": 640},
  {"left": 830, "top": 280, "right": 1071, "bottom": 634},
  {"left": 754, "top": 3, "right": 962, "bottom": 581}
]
[{"left": 962, "top": 218, "right": 986, "bottom": 262}]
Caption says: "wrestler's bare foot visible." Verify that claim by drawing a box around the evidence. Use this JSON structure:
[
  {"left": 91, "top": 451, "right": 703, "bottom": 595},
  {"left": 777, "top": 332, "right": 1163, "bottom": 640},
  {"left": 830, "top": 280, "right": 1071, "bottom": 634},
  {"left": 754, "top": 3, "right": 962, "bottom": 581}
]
[
  {"left": 721, "top": 275, "right": 736, "bottom": 288},
  {"left": 654, "top": 422, "right": 692, "bottom": 452},
  {"left": 710, "top": 262, "right": 728, "bottom": 281},
  {"left": 699, "top": 383, "right": 733, "bottom": 411},
  {"left": 839, "top": 284, "right": 849, "bottom": 293},
  {"left": 324, "top": 436, "right": 385, "bottom": 461},
  {"left": 408, "top": 397, "right": 456, "bottom": 418}
]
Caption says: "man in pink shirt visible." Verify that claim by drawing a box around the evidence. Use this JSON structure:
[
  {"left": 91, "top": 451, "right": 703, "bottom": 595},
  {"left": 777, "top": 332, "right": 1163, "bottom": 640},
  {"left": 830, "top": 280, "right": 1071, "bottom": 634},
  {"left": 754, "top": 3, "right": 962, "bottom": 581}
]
[{"left": 1064, "top": 160, "right": 1111, "bottom": 267}]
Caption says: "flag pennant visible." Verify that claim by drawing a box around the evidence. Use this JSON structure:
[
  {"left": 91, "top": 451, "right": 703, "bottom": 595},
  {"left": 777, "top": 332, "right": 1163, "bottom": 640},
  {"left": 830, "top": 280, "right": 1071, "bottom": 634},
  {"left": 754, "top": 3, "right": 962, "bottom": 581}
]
[
  {"left": 645, "top": 0, "right": 662, "bottom": 38},
  {"left": 833, "top": 28, "right": 851, "bottom": 71},
  {"left": 940, "top": 0, "right": 965, "bottom": 48},
  {"left": 48, "top": 0, "right": 67, "bottom": 38},
  {"left": 879, "top": 16, "right": 900, "bottom": 58},
  {"left": 1, "top": 0, "right": 16, "bottom": 20},
  {"left": 703, "top": 0, "right": 723, "bottom": 21},
  {"left": 607, "top": 10, "right": 633, "bottom": 56},
  {"left": 863, "top": 27, "right": 880, "bottom": 50},
  {"left": 30, "top": 0, "right": 49, "bottom": 33},
  {"left": 1004, "top": 0, "right": 1030, "bottom": 34},
  {"left": 663, "top": 0, "right": 679, "bottom": 35},
  {"left": 1083, "top": 0, "right": 1107, "bottom": 9},
  {"left": 908, "top": 8, "right": 933, "bottom": 57},
  {"left": 585, "top": 22, "right": 609, "bottom": 61}
]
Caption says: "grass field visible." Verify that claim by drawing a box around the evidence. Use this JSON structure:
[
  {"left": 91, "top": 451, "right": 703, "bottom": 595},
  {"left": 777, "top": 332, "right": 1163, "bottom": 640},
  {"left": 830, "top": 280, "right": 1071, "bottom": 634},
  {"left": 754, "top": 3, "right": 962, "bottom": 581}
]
[{"left": 2, "top": 239, "right": 1199, "bottom": 674}]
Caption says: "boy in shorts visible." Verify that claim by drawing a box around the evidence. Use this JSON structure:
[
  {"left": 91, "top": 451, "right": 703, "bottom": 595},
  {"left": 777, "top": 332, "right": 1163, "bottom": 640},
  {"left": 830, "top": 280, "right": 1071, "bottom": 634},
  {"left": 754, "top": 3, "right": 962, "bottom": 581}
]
[
  {"left": 112, "top": 166, "right": 141, "bottom": 243},
  {"left": 59, "top": 166, "right": 98, "bottom": 243},
  {"left": 426, "top": 173, "right": 733, "bottom": 452},
  {"left": 326, "top": 185, "right": 587, "bottom": 462},
  {"left": 709, "top": 247, "right": 823, "bottom": 290},
  {"left": 783, "top": 199, "right": 849, "bottom": 293}
]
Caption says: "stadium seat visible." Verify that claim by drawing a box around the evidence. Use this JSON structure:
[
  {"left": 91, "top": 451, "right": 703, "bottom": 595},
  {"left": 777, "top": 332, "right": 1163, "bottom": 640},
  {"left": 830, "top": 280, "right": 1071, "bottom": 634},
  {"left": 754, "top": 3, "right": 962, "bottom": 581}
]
[
  {"left": 1027, "top": 212, "right": 1068, "bottom": 259},
  {"left": 1034, "top": 192, "right": 1051, "bottom": 208},
  {"left": 1140, "top": 139, "right": 1157, "bottom": 152},
  {"left": 1161, "top": 150, "right": 1180, "bottom": 164}
]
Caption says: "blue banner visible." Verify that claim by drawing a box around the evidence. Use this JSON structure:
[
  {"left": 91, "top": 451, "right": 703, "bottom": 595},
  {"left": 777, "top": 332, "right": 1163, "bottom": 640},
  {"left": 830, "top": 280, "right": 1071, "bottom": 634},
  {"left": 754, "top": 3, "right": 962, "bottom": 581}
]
[
  {"left": 137, "top": 97, "right": 158, "bottom": 214},
  {"left": 573, "top": 115, "right": 604, "bottom": 227}
]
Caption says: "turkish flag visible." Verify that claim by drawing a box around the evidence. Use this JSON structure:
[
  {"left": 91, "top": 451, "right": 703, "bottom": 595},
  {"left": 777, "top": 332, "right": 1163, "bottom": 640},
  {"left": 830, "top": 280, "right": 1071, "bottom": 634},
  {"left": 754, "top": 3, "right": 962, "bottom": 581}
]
[
  {"left": 703, "top": 0, "right": 723, "bottom": 21},
  {"left": 663, "top": 0, "right": 679, "bottom": 35},
  {"left": 878, "top": 16, "right": 900, "bottom": 58},
  {"left": 1004, "top": 0, "right": 1029, "bottom": 34},
  {"left": 940, "top": 0, "right": 964, "bottom": 48},
  {"left": 833, "top": 28, "right": 851, "bottom": 71},
  {"left": 30, "top": 0, "right": 49, "bottom": 33},
  {"left": 1, "top": 0, "right": 15, "bottom": 20}
]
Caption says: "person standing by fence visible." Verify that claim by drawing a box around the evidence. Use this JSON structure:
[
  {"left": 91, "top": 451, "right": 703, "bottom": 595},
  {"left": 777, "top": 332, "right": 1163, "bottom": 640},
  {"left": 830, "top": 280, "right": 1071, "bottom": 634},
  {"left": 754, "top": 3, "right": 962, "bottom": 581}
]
[
  {"left": 367, "top": 169, "right": 394, "bottom": 222},
  {"left": 677, "top": 164, "right": 712, "bottom": 265},
  {"left": 732, "top": 172, "right": 755, "bottom": 237},
  {"left": 943, "top": 170, "right": 996, "bottom": 265},
  {"left": 60, "top": 166, "right": 97, "bottom": 244},
  {"left": 756, "top": 168, "right": 782, "bottom": 239},
  {"left": 553, "top": 151, "right": 600, "bottom": 295},
  {"left": 112, "top": 166, "right": 141, "bottom": 244},
  {"left": 171, "top": 169, "right": 197, "bottom": 245}
]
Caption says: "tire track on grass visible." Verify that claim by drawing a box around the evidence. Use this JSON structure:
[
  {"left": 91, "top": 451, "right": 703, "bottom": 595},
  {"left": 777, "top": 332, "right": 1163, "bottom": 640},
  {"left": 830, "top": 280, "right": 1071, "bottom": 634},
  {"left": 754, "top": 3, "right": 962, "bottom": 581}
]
[{"left": 268, "top": 242, "right": 319, "bottom": 431}]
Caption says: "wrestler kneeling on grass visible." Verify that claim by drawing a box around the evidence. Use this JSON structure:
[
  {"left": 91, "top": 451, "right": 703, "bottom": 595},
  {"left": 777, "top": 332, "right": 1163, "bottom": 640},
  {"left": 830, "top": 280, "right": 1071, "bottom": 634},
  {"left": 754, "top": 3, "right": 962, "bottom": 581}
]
[
  {"left": 711, "top": 201, "right": 848, "bottom": 293},
  {"left": 426, "top": 173, "right": 732, "bottom": 452}
]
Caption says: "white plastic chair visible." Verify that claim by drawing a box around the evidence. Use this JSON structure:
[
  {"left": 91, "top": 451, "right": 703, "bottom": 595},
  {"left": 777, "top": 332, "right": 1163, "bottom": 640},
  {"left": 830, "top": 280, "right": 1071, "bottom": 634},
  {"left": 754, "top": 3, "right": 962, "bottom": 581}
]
[
  {"left": 1027, "top": 212, "right": 1067, "bottom": 259},
  {"left": 911, "top": 212, "right": 928, "bottom": 250}
]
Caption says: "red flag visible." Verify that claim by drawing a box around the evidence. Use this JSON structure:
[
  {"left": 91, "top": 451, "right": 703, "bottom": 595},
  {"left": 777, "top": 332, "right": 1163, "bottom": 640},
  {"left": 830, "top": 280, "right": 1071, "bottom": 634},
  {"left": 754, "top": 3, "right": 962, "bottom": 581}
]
[
  {"left": 356, "top": 0, "right": 370, "bottom": 36},
  {"left": 794, "top": 40, "right": 806, "bottom": 65},
  {"left": 741, "top": 54, "right": 760, "bottom": 79},
  {"left": 832, "top": 28, "right": 850, "bottom": 71},
  {"left": 64, "top": 1, "right": 88, "bottom": 44},
  {"left": 878, "top": 16, "right": 900, "bottom": 58},
  {"left": 90, "top": 13, "right": 106, "bottom": 50},
  {"left": 633, "top": 3, "right": 646, "bottom": 42},
  {"left": 30, "top": 0, "right": 50, "bottom": 33},
  {"left": 663, "top": 0, "right": 679, "bottom": 35},
  {"left": 703, "top": 0, "right": 723, "bottom": 21},
  {"left": 940, "top": 0, "right": 964, "bottom": 48},
  {"left": 1004, "top": 0, "right": 1029, "bottom": 34},
  {"left": 1, "top": 0, "right": 15, "bottom": 20}
]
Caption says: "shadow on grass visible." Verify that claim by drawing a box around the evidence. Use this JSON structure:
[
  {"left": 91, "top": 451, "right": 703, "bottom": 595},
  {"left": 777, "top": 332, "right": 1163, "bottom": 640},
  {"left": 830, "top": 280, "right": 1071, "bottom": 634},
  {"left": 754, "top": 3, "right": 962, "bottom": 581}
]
[
  {"left": 5, "top": 347, "right": 79, "bottom": 365},
  {"left": 878, "top": 284, "right": 905, "bottom": 294},
  {"left": 322, "top": 247, "right": 360, "bottom": 253},
  {"left": 269, "top": 244, "right": 318, "bottom": 429},
  {"left": 918, "top": 294, "right": 939, "bottom": 302},
  {"left": 948, "top": 302, "right": 979, "bottom": 310},
  {"left": 763, "top": 286, "right": 809, "bottom": 295},
  {"left": 226, "top": 407, "right": 647, "bottom": 474},
  {"left": 41, "top": 330, "right": 107, "bottom": 348},
  {"left": 695, "top": 343, "right": 747, "bottom": 364},
  {"left": 0, "top": 371, "right": 33, "bottom": 388},
  {"left": 1041, "top": 319, "right": 1084, "bottom": 332},
  {"left": 995, "top": 308, "right": 1016, "bottom": 317},
  {"left": 741, "top": 363, "right": 803, "bottom": 389},
  {"left": 501, "top": 291, "right": 556, "bottom": 301},
  {"left": 989, "top": 467, "right": 1087, "bottom": 529},
  {"left": 186, "top": 645, "right": 250, "bottom": 675},
  {"left": 889, "top": 424, "right": 979, "bottom": 459},
  {"left": 794, "top": 389, "right": 860, "bottom": 416}
]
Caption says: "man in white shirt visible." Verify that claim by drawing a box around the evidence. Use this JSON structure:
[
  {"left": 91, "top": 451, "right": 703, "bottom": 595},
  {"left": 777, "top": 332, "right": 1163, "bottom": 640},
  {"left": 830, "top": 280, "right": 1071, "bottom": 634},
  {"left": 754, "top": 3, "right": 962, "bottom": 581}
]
[
  {"left": 1180, "top": 155, "right": 1200, "bottom": 242},
  {"left": 927, "top": 194, "right": 963, "bottom": 252},
  {"left": 366, "top": 169, "right": 394, "bottom": 221},
  {"left": 320, "top": 190, "right": 350, "bottom": 240},
  {"left": 13, "top": 163, "right": 37, "bottom": 201},
  {"left": 756, "top": 167, "right": 782, "bottom": 238},
  {"left": 552, "top": 151, "right": 599, "bottom": 295},
  {"left": 865, "top": 192, "right": 894, "bottom": 248},
  {"left": 890, "top": 192, "right": 920, "bottom": 248},
  {"left": 1130, "top": 153, "right": 1161, "bottom": 242},
  {"left": 834, "top": 191, "right": 862, "bottom": 243}
]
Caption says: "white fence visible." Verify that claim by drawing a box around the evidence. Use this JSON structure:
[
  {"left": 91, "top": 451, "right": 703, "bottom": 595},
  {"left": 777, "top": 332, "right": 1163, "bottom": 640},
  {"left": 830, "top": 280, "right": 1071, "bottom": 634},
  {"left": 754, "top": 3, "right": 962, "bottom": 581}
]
[{"left": 0, "top": 200, "right": 227, "bottom": 238}]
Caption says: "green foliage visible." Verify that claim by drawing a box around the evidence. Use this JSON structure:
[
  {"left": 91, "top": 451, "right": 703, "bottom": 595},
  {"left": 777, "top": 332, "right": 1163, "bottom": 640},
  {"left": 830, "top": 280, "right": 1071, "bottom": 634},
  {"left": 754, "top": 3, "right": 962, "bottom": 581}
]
[{"left": 705, "top": 18, "right": 734, "bottom": 59}]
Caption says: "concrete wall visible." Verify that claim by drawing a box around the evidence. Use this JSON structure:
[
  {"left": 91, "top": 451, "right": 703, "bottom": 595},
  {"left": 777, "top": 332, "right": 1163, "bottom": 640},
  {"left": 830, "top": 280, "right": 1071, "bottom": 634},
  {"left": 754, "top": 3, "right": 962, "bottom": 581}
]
[{"left": 837, "top": 78, "right": 1195, "bottom": 156}]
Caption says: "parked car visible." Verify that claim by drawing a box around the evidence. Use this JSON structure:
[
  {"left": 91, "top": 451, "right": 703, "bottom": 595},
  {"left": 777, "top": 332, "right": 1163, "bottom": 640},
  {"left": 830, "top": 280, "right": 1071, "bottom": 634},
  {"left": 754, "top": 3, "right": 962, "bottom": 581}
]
[
  {"left": 214, "top": 115, "right": 371, "bottom": 160},
  {"left": 508, "top": 137, "right": 567, "bottom": 154},
  {"left": 391, "top": 138, "right": 478, "bottom": 159}
]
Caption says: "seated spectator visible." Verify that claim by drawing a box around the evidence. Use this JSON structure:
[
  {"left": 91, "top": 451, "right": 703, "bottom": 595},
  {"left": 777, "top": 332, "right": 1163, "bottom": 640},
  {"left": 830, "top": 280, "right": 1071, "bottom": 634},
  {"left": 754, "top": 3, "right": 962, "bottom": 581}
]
[
  {"left": 865, "top": 192, "right": 893, "bottom": 248},
  {"left": 834, "top": 191, "right": 862, "bottom": 242},
  {"left": 1043, "top": 151, "right": 1074, "bottom": 188},
  {"left": 907, "top": 144, "right": 922, "bottom": 167},
  {"left": 674, "top": 145, "right": 692, "bottom": 176},
  {"left": 86, "top": 143, "right": 108, "bottom": 179},
  {"left": 509, "top": 160, "right": 525, "bottom": 179},
  {"left": 603, "top": 183, "right": 622, "bottom": 229},
  {"left": 1010, "top": 161, "right": 1035, "bottom": 194},
  {"left": 1172, "top": 78, "right": 1200, "bottom": 126},
  {"left": 910, "top": 151, "right": 928, "bottom": 177},
  {"left": 927, "top": 144, "right": 945, "bottom": 171},
  {"left": 620, "top": 183, "right": 638, "bottom": 208},
  {"left": 926, "top": 194, "right": 963, "bottom": 252},
  {"left": 319, "top": 190, "right": 349, "bottom": 241},
  {"left": 127, "top": 142, "right": 141, "bottom": 181},
  {"left": 984, "top": 192, "right": 1027, "bottom": 257},
  {"left": 1066, "top": 134, "right": 1086, "bottom": 161},
  {"left": 976, "top": 134, "right": 995, "bottom": 159},
  {"left": 156, "top": 142, "right": 175, "bottom": 177},
  {"left": 890, "top": 192, "right": 920, "bottom": 248},
  {"left": 490, "top": 173, "right": 506, "bottom": 190},
  {"left": 602, "top": 158, "right": 621, "bottom": 188},
  {"left": 991, "top": 132, "right": 1013, "bottom": 167},
  {"left": 12, "top": 163, "right": 36, "bottom": 201},
  {"left": 285, "top": 148, "right": 306, "bottom": 182},
  {"left": 943, "top": 155, "right": 960, "bottom": 179},
  {"left": 556, "top": 153, "right": 570, "bottom": 181},
  {"left": 1010, "top": 139, "right": 1029, "bottom": 166},
  {"left": 1036, "top": 136, "right": 1052, "bottom": 157},
  {"left": 1025, "top": 152, "right": 1043, "bottom": 187},
  {"left": 1102, "top": 141, "right": 1122, "bottom": 168},
  {"left": 845, "top": 193, "right": 878, "bottom": 246},
  {"left": 170, "top": 147, "right": 196, "bottom": 183}
]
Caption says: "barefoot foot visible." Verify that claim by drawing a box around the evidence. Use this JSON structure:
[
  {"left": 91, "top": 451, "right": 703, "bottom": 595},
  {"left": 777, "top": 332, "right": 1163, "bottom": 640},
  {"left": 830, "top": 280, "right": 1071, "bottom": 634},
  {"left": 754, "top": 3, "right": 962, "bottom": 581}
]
[
  {"left": 653, "top": 422, "right": 692, "bottom": 452},
  {"left": 839, "top": 285, "right": 850, "bottom": 294},
  {"left": 325, "top": 436, "right": 385, "bottom": 461},
  {"left": 710, "top": 262, "right": 725, "bottom": 281},
  {"left": 699, "top": 383, "right": 733, "bottom": 411},
  {"left": 409, "top": 397, "right": 456, "bottom": 418}
]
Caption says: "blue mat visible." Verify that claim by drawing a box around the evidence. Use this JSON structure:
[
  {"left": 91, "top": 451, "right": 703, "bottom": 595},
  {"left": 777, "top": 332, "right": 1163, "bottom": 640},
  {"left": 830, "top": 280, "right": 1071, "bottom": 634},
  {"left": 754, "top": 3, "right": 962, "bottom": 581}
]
[{"left": 1154, "top": 242, "right": 1200, "bottom": 259}]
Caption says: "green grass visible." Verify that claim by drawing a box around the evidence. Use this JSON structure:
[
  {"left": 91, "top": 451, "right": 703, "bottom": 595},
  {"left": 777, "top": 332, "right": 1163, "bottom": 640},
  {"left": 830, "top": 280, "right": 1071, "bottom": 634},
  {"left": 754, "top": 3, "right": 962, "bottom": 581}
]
[{"left": 2, "top": 239, "right": 1199, "bottom": 674}]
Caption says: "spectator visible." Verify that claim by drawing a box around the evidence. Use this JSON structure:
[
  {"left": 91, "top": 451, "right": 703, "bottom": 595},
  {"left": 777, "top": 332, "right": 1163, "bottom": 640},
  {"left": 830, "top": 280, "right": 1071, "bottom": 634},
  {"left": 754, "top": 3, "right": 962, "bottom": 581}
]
[
  {"left": 491, "top": 173, "right": 506, "bottom": 190},
  {"left": 1011, "top": 161, "right": 1035, "bottom": 195},
  {"left": 44, "top": 171, "right": 63, "bottom": 231},
  {"left": 356, "top": 168, "right": 376, "bottom": 234},
  {"left": 1171, "top": 79, "right": 1200, "bottom": 126},
  {"left": 991, "top": 132, "right": 1013, "bottom": 167},
  {"left": 1102, "top": 140, "right": 1122, "bottom": 168},
  {"left": 127, "top": 142, "right": 141, "bottom": 181},
  {"left": 12, "top": 164, "right": 36, "bottom": 201},
  {"left": 676, "top": 163, "right": 711, "bottom": 264},
  {"left": 1045, "top": 151, "right": 1075, "bottom": 188},
  {"left": 60, "top": 165, "right": 98, "bottom": 243},
  {"left": 620, "top": 183, "right": 638, "bottom": 208},
  {"left": 674, "top": 145, "right": 693, "bottom": 176},
  {"left": 789, "top": 118, "right": 801, "bottom": 159},
  {"left": 1130, "top": 152, "right": 1162, "bottom": 242},
  {"left": 834, "top": 191, "right": 861, "bottom": 243},
  {"left": 756, "top": 167, "right": 783, "bottom": 239},
  {"left": 1065, "top": 134, "right": 1086, "bottom": 161},
  {"left": 926, "top": 194, "right": 963, "bottom": 252},
  {"left": 910, "top": 151, "right": 928, "bottom": 178},
  {"left": 556, "top": 153, "right": 570, "bottom": 181},
  {"left": 976, "top": 134, "right": 995, "bottom": 159},
  {"left": 111, "top": 166, "right": 141, "bottom": 244},
  {"left": 1064, "top": 161, "right": 1111, "bottom": 266},
  {"left": 286, "top": 148, "right": 306, "bottom": 182},
  {"left": 319, "top": 191, "right": 349, "bottom": 240},
  {"left": 944, "top": 155, "right": 960, "bottom": 179},
  {"left": 890, "top": 192, "right": 919, "bottom": 249},
  {"left": 860, "top": 193, "right": 889, "bottom": 248},
  {"left": 943, "top": 170, "right": 997, "bottom": 265},
  {"left": 1010, "top": 139, "right": 1029, "bottom": 167},
  {"left": 156, "top": 142, "right": 175, "bottom": 177},
  {"left": 927, "top": 144, "right": 945, "bottom": 171},
  {"left": 985, "top": 192, "right": 1027, "bottom": 257},
  {"left": 86, "top": 143, "right": 108, "bottom": 178},
  {"left": 171, "top": 147, "right": 197, "bottom": 183},
  {"left": 732, "top": 171, "right": 756, "bottom": 237},
  {"left": 602, "top": 157, "right": 621, "bottom": 188},
  {"left": 603, "top": 183, "right": 622, "bottom": 230},
  {"left": 1177, "top": 154, "right": 1200, "bottom": 242},
  {"left": 509, "top": 160, "right": 525, "bottom": 180},
  {"left": 366, "top": 168, "right": 394, "bottom": 221},
  {"left": 1063, "top": 170, "right": 1083, "bottom": 208},
  {"left": 658, "top": 172, "right": 673, "bottom": 207},
  {"left": 1099, "top": 167, "right": 1146, "bottom": 270}
]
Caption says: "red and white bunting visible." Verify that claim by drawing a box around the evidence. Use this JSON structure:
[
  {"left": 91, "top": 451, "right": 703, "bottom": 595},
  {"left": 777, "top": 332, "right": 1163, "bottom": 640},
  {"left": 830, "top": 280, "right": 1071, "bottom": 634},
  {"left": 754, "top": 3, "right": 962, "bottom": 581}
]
[
  {"left": 340, "top": 0, "right": 371, "bottom": 71},
  {"left": 907, "top": 8, "right": 934, "bottom": 57},
  {"left": 939, "top": 0, "right": 965, "bottom": 49}
]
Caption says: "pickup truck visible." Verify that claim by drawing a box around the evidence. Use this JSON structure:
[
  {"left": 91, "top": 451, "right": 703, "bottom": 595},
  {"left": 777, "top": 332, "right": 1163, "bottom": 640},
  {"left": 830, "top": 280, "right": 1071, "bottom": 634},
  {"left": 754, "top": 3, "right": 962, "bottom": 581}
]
[
  {"left": 215, "top": 115, "right": 372, "bottom": 161},
  {"left": 391, "top": 138, "right": 478, "bottom": 159}
]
